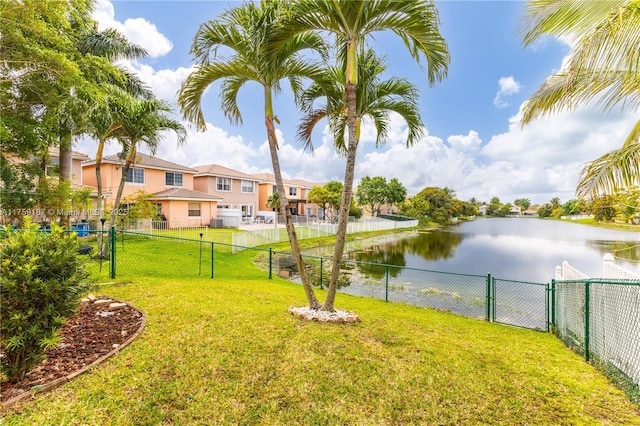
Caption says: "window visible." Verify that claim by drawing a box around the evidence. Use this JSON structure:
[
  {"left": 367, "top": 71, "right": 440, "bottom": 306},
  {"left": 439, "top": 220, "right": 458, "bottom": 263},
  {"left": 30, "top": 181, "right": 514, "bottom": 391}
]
[
  {"left": 188, "top": 202, "right": 201, "bottom": 217},
  {"left": 289, "top": 187, "right": 297, "bottom": 197},
  {"left": 165, "top": 172, "right": 183, "bottom": 187},
  {"left": 217, "top": 177, "right": 231, "bottom": 191},
  {"left": 272, "top": 185, "right": 277, "bottom": 194},
  {"left": 241, "top": 180, "right": 254, "bottom": 193},
  {"left": 124, "top": 168, "right": 144, "bottom": 184},
  {"left": 217, "top": 204, "right": 231, "bottom": 209}
]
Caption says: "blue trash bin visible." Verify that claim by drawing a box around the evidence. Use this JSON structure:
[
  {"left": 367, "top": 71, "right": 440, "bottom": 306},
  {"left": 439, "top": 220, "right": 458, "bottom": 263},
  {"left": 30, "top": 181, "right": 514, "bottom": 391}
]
[{"left": 76, "top": 223, "right": 89, "bottom": 237}]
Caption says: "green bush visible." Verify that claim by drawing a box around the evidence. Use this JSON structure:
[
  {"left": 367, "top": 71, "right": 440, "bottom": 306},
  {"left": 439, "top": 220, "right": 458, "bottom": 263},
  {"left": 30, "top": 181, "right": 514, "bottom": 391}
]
[{"left": 0, "top": 217, "right": 90, "bottom": 383}]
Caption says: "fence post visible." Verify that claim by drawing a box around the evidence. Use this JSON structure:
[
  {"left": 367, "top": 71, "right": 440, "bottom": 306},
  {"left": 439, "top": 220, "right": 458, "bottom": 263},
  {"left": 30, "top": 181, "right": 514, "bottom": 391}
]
[
  {"left": 110, "top": 226, "right": 116, "bottom": 279},
  {"left": 211, "top": 243, "right": 215, "bottom": 278},
  {"left": 486, "top": 273, "right": 492, "bottom": 322},
  {"left": 550, "top": 279, "right": 556, "bottom": 332},
  {"left": 319, "top": 258, "right": 323, "bottom": 289},
  {"left": 385, "top": 265, "right": 389, "bottom": 302},
  {"left": 199, "top": 233, "right": 203, "bottom": 276},
  {"left": 584, "top": 281, "right": 591, "bottom": 362},
  {"left": 269, "top": 248, "right": 273, "bottom": 279}
]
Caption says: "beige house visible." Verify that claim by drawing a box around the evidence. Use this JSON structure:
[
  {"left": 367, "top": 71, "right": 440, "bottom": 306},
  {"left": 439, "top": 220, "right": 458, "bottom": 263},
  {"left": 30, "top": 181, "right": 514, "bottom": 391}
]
[
  {"left": 193, "top": 164, "right": 261, "bottom": 221},
  {"left": 250, "top": 173, "right": 321, "bottom": 217},
  {"left": 82, "top": 153, "right": 220, "bottom": 227}
]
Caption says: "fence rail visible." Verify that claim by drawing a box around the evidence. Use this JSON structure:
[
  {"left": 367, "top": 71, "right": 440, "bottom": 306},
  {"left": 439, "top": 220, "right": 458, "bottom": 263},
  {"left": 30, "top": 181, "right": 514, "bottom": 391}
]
[{"left": 232, "top": 218, "right": 419, "bottom": 249}]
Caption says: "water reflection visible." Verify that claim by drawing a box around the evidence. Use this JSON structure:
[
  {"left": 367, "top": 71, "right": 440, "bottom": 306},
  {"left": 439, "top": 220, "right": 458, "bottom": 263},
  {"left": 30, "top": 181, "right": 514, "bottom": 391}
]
[
  {"left": 308, "top": 218, "right": 640, "bottom": 283},
  {"left": 348, "top": 231, "right": 464, "bottom": 279}
]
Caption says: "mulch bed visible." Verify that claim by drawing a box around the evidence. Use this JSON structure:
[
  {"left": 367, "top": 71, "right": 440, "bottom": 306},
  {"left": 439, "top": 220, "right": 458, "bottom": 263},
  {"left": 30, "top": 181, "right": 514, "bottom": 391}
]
[{"left": 1, "top": 297, "right": 144, "bottom": 406}]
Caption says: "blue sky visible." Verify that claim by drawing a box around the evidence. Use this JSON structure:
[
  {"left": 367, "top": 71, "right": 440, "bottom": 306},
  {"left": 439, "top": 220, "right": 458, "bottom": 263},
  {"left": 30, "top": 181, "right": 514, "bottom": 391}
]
[{"left": 76, "top": 0, "right": 638, "bottom": 205}]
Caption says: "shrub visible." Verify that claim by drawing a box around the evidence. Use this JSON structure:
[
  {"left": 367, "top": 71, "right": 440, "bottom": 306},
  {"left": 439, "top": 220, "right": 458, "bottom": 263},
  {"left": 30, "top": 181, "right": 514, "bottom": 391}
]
[{"left": 0, "top": 217, "right": 90, "bottom": 383}]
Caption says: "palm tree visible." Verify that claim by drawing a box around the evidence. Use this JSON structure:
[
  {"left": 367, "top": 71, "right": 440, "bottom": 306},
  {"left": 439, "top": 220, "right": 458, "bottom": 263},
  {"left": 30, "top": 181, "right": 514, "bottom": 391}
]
[
  {"left": 519, "top": 0, "right": 640, "bottom": 199},
  {"left": 108, "top": 98, "right": 187, "bottom": 233},
  {"left": 298, "top": 49, "right": 423, "bottom": 153},
  {"left": 178, "top": 1, "right": 327, "bottom": 309},
  {"left": 57, "top": 17, "right": 150, "bottom": 183},
  {"left": 274, "top": 0, "right": 449, "bottom": 311}
]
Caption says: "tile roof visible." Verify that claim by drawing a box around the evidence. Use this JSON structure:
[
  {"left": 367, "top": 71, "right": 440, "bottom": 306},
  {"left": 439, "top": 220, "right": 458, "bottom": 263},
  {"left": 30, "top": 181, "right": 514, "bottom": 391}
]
[
  {"left": 249, "top": 173, "right": 319, "bottom": 188},
  {"left": 194, "top": 164, "right": 261, "bottom": 181},
  {"left": 153, "top": 188, "right": 222, "bottom": 201},
  {"left": 94, "top": 152, "right": 197, "bottom": 173}
]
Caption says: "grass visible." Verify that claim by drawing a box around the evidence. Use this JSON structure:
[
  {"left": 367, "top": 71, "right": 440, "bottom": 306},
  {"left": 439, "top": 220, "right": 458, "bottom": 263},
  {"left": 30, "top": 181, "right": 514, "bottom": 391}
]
[{"left": 2, "top": 242, "right": 640, "bottom": 425}]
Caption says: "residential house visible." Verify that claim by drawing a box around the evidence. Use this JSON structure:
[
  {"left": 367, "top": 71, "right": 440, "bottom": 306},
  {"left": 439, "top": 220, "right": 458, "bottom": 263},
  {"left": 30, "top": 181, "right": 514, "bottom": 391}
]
[
  {"left": 250, "top": 173, "right": 321, "bottom": 218},
  {"left": 192, "top": 164, "right": 261, "bottom": 221},
  {"left": 82, "top": 153, "right": 220, "bottom": 227}
]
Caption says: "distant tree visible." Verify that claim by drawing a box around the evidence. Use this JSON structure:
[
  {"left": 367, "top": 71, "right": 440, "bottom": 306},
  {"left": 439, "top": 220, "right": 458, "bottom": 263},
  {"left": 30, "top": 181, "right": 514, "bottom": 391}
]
[
  {"left": 409, "top": 186, "right": 457, "bottom": 224},
  {"left": 308, "top": 181, "right": 342, "bottom": 222},
  {"left": 592, "top": 195, "right": 616, "bottom": 222},
  {"left": 487, "top": 197, "right": 502, "bottom": 216},
  {"left": 562, "top": 199, "right": 586, "bottom": 216},
  {"left": 267, "top": 192, "right": 281, "bottom": 211},
  {"left": 537, "top": 204, "right": 552, "bottom": 218},
  {"left": 499, "top": 203, "right": 512, "bottom": 217},
  {"left": 356, "top": 176, "right": 388, "bottom": 216},
  {"left": 386, "top": 178, "right": 407, "bottom": 213},
  {"left": 514, "top": 198, "right": 531, "bottom": 210},
  {"left": 549, "top": 197, "right": 562, "bottom": 210}
]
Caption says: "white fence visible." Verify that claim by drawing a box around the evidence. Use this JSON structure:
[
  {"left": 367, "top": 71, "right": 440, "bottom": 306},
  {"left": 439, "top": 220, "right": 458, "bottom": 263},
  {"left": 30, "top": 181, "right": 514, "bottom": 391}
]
[
  {"left": 555, "top": 254, "right": 640, "bottom": 280},
  {"left": 232, "top": 218, "right": 419, "bottom": 250}
]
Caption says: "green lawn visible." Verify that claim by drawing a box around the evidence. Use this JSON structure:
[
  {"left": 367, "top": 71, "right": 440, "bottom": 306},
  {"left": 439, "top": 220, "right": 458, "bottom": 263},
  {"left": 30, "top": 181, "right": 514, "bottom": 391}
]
[{"left": 3, "top": 244, "right": 640, "bottom": 425}]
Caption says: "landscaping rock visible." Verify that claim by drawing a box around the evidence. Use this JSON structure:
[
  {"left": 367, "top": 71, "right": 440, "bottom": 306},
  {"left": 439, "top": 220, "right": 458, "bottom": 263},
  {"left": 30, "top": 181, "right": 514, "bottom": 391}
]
[{"left": 108, "top": 302, "right": 127, "bottom": 311}]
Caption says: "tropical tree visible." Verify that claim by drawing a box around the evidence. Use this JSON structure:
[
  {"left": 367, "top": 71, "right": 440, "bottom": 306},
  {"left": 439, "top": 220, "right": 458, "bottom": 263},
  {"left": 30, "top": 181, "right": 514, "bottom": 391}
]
[
  {"left": 520, "top": 0, "right": 640, "bottom": 199},
  {"left": 356, "top": 176, "right": 388, "bottom": 216},
  {"left": 178, "top": 1, "right": 327, "bottom": 309},
  {"left": 108, "top": 98, "right": 186, "bottom": 233},
  {"left": 291, "top": 14, "right": 447, "bottom": 311},
  {"left": 386, "top": 178, "right": 407, "bottom": 213},
  {"left": 308, "top": 181, "right": 342, "bottom": 222},
  {"left": 514, "top": 197, "right": 531, "bottom": 210}
]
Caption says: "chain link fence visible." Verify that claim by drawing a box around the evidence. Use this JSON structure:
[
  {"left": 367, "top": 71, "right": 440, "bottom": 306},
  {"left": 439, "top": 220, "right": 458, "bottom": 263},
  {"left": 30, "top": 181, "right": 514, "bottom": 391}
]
[
  {"left": 554, "top": 279, "right": 640, "bottom": 399},
  {"left": 74, "top": 228, "right": 639, "bottom": 399}
]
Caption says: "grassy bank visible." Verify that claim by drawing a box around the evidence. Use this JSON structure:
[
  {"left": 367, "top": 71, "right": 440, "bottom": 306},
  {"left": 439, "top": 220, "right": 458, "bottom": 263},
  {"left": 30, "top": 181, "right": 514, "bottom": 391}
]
[{"left": 3, "top": 249, "right": 639, "bottom": 424}]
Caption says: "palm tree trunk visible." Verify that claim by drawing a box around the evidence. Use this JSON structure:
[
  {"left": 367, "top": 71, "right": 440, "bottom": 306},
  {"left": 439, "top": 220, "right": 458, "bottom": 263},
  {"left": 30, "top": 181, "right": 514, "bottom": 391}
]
[
  {"left": 59, "top": 135, "right": 73, "bottom": 182},
  {"left": 322, "top": 81, "right": 358, "bottom": 312},
  {"left": 95, "top": 140, "right": 105, "bottom": 257},
  {"left": 265, "top": 115, "right": 321, "bottom": 309},
  {"left": 105, "top": 145, "right": 135, "bottom": 255}
]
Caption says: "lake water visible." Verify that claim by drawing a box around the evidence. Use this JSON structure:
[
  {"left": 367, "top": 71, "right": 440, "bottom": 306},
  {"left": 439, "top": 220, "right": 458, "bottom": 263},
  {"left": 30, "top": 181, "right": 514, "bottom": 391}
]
[{"left": 311, "top": 217, "right": 640, "bottom": 283}]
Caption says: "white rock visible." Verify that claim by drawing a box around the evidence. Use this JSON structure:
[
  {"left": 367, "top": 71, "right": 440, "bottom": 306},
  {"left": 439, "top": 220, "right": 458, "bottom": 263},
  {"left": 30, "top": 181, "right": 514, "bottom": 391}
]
[
  {"left": 108, "top": 302, "right": 127, "bottom": 311},
  {"left": 94, "top": 299, "right": 112, "bottom": 305}
]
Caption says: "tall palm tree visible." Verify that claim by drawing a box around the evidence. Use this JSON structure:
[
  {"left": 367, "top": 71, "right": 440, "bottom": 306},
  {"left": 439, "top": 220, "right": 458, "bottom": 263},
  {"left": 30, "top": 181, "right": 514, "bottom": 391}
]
[
  {"left": 298, "top": 49, "right": 423, "bottom": 154},
  {"left": 274, "top": 0, "right": 449, "bottom": 311},
  {"left": 108, "top": 98, "right": 187, "bottom": 233},
  {"left": 519, "top": 0, "right": 640, "bottom": 199},
  {"left": 178, "top": 1, "right": 327, "bottom": 309},
  {"left": 57, "top": 14, "right": 150, "bottom": 183}
]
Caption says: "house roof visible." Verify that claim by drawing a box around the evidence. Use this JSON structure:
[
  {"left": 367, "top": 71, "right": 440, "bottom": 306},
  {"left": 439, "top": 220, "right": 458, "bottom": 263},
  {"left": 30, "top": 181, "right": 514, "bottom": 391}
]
[
  {"left": 48, "top": 147, "right": 90, "bottom": 160},
  {"left": 153, "top": 188, "right": 222, "bottom": 201},
  {"left": 85, "top": 152, "right": 197, "bottom": 174},
  {"left": 194, "top": 164, "right": 260, "bottom": 181},
  {"left": 249, "top": 173, "right": 317, "bottom": 189}
]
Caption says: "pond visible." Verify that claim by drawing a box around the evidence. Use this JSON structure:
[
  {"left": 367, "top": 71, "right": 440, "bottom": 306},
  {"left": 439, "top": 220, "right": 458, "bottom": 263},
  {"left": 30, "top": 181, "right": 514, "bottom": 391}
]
[{"left": 307, "top": 217, "right": 640, "bottom": 283}]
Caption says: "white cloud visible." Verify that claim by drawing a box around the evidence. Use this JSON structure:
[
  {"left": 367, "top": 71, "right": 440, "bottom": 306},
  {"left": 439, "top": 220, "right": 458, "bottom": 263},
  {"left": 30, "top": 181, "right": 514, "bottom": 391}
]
[
  {"left": 92, "top": 0, "right": 173, "bottom": 58},
  {"left": 493, "top": 76, "right": 522, "bottom": 108}
]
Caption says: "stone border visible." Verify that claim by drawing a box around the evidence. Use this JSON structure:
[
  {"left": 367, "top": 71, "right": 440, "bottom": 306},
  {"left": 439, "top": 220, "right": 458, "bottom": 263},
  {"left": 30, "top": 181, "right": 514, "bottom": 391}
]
[{"left": 1, "top": 301, "right": 146, "bottom": 410}]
